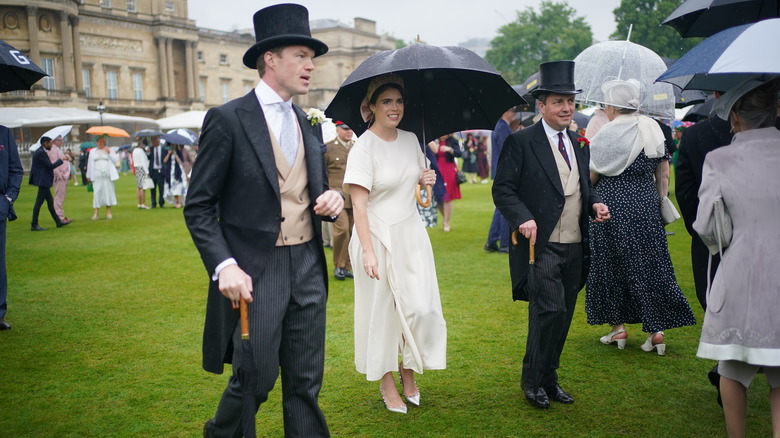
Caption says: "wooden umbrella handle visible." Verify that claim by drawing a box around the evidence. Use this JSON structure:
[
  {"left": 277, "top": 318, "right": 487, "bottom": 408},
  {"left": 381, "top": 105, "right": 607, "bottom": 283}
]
[
  {"left": 511, "top": 230, "right": 535, "bottom": 265},
  {"left": 511, "top": 229, "right": 519, "bottom": 246},
  {"left": 239, "top": 297, "right": 250, "bottom": 340},
  {"left": 415, "top": 184, "right": 432, "bottom": 208}
]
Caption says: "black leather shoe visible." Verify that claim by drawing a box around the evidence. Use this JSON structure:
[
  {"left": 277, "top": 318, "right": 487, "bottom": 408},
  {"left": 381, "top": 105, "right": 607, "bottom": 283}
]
[
  {"left": 484, "top": 242, "right": 500, "bottom": 253},
  {"left": 343, "top": 269, "right": 354, "bottom": 278},
  {"left": 334, "top": 267, "right": 346, "bottom": 280},
  {"left": 0, "top": 319, "right": 11, "bottom": 330},
  {"left": 708, "top": 364, "right": 723, "bottom": 408},
  {"left": 544, "top": 384, "right": 574, "bottom": 404},
  {"left": 498, "top": 246, "right": 509, "bottom": 254},
  {"left": 522, "top": 386, "right": 550, "bottom": 408},
  {"left": 57, "top": 219, "right": 72, "bottom": 228},
  {"left": 203, "top": 418, "right": 214, "bottom": 438},
  {"left": 31, "top": 224, "right": 47, "bottom": 231}
]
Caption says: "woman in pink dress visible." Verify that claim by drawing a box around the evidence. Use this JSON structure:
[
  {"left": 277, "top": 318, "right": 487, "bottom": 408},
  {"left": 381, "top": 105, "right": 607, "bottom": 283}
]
[{"left": 429, "top": 134, "right": 461, "bottom": 232}]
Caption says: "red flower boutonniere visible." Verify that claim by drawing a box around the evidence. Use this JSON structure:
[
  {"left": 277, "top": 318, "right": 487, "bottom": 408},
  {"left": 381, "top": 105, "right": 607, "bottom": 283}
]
[{"left": 577, "top": 137, "right": 589, "bottom": 149}]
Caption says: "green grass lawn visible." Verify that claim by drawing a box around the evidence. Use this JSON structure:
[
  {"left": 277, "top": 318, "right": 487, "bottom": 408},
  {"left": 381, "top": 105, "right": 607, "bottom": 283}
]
[{"left": 0, "top": 174, "right": 771, "bottom": 437}]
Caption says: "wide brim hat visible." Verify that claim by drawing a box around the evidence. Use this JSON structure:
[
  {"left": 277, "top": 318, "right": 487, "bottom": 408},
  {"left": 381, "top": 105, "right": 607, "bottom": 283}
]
[
  {"left": 531, "top": 60, "right": 582, "bottom": 98},
  {"left": 242, "top": 4, "right": 329, "bottom": 69}
]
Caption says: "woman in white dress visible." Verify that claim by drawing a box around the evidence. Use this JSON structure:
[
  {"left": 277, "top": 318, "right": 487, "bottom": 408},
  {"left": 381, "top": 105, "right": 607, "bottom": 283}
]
[
  {"left": 132, "top": 142, "right": 151, "bottom": 209},
  {"left": 344, "top": 74, "right": 447, "bottom": 414},
  {"left": 86, "top": 136, "right": 118, "bottom": 220}
]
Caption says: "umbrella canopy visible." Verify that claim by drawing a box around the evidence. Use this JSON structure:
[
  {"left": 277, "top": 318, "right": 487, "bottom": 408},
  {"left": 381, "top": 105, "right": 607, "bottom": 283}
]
[
  {"left": 656, "top": 18, "right": 780, "bottom": 91},
  {"left": 29, "top": 125, "right": 73, "bottom": 151},
  {"left": 162, "top": 128, "right": 197, "bottom": 146},
  {"left": 133, "top": 129, "right": 162, "bottom": 138},
  {"left": 662, "top": 0, "right": 780, "bottom": 38},
  {"left": 574, "top": 41, "right": 676, "bottom": 118},
  {"left": 325, "top": 44, "right": 525, "bottom": 141},
  {"left": 86, "top": 126, "right": 130, "bottom": 138},
  {"left": 0, "top": 39, "right": 48, "bottom": 92},
  {"left": 661, "top": 57, "right": 709, "bottom": 108},
  {"left": 682, "top": 95, "right": 716, "bottom": 121}
]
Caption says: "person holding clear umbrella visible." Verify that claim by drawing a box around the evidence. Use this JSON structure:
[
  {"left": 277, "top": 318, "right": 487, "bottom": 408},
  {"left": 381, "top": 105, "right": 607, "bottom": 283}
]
[
  {"left": 694, "top": 77, "right": 780, "bottom": 438},
  {"left": 585, "top": 78, "right": 695, "bottom": 354}
]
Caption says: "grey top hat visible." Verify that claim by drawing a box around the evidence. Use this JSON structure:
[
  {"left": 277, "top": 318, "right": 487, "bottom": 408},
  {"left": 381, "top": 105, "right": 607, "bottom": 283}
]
[
  {"left": 531, "top": 60, "right": 582, "bottom": 98},
  {"left": 242, "top": 4, "right": 329, "bottom": 69}
]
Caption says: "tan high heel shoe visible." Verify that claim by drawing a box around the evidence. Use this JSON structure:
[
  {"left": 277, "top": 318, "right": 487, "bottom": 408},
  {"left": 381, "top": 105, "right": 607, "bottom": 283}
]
[
  {"left": 600, "top": 328, "right": 627, "bottom": 349},
  {"left": 641, "top": 332, "right": 666, "bottom": 356},
  {"left": 398, "top": 363, "right": 420, "bottom": 406}
]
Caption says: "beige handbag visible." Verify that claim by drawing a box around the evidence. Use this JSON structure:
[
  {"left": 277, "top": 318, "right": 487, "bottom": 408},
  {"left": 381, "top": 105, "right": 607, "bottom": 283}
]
[{"left": 660, "top": 196, "right": 680, "bottom": 224}]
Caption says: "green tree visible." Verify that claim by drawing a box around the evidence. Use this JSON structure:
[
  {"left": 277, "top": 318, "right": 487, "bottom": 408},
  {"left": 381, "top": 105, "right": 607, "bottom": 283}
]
[
  {"left": 611, "top": 0, "right": 703, "bottom": 59},
  {"left": 486, "top": 1, "right": 593, "bottom": 84}
]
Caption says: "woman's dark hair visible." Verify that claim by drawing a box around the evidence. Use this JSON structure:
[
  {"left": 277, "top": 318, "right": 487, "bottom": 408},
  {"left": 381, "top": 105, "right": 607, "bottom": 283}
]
[
  {"left": 369, "top": 82, "right": 405, "bottom": 105},
  {"left": 732, "top": 78, "right": 780, "bottom": 130}
]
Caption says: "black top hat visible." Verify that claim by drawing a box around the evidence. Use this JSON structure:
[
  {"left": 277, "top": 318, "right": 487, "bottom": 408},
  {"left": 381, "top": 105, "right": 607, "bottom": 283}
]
[
  {"left": 531, "top": 61, "right": 582, "bottom": 98},
  {"left": 242, "top": 4, "right": 329, "bottom": 69}
]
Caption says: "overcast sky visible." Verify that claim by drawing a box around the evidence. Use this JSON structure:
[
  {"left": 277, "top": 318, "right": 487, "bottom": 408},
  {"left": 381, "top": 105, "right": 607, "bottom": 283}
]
[{"left": 189, "top": 0, "right": 623, "bottom": 46}]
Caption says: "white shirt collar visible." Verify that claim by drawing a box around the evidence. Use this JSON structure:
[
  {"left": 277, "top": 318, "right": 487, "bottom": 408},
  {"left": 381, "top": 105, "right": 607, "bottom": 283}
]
[
  {"left": 541, "top": 118, "right": 568, "bottom": 140},
  {"left": 254, "top": 80, "right": 292, "bottom": 109}
]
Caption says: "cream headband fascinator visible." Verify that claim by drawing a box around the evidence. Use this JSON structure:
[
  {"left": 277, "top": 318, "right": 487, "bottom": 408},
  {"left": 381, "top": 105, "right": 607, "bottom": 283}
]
[
  {"left": 360, "top": 73, "right": 405, "bottom": 123},
  {"left": 601, "top": 78, "right": 641, "bottom": 110}
]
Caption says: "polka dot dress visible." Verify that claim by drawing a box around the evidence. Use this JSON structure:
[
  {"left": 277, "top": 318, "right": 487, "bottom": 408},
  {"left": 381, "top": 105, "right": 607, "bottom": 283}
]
[{"left": 586, "top": 152, "right": 695, "bottom": 333}]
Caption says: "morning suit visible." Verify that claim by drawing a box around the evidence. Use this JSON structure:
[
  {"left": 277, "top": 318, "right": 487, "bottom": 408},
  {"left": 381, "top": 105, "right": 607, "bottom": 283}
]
[
  {"left": 146, "top": 144, "right": 165, "bottom": 207},
  {"left": 29, "top": 146, "right": 64, "bottom": 227},
  {"left": 184, "top": 90, "right": 331, "bottom": 437},
  {"left": 675, "top": 115, "right": 733, "bottom": 310},
  {"left": 492, "top": 121, "right": 601, "bottom": 389},
  {"left": 0, "top": 125, "right": 23, "bottom": 321},
  {"left": 324, "top": 136, "right": 353, "bottom": 272}
]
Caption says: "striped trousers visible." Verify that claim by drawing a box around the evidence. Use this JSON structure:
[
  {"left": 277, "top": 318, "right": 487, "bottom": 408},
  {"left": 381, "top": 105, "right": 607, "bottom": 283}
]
[
  {"left": 521, "top": 242, "right": 582, "bottom": 389},
  {"left": 207, "top": 241, "right": 330, "bottom": 438}
]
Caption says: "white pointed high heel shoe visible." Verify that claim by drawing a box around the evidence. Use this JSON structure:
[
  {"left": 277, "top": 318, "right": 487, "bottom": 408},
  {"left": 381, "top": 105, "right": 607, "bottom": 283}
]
[
  {"left": 641, "top": 332, "right": 666, "bottom": 356},
  {"left": 380, "top": 384, "right": 407, "bottom": 414},
  {"left": 399, "top": 364, "right": 421, "bottom": 406},
  {"left": 600, "top": 328, "right": 627, "bottom": 349}
]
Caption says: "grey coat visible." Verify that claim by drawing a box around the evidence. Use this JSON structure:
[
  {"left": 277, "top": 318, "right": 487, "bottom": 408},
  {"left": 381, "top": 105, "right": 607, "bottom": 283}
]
[{"left": 694, "top": 127, "right": 780, "bottom": 365}]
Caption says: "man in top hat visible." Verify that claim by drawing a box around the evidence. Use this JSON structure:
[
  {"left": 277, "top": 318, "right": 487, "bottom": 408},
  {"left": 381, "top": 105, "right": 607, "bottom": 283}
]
[
  {"left": 325, "top": 121, "right": 355, "bottom": 280},
  {"left": 492, "top": 61, "right": 610, "bottom": 409},
  {"left": 183, "top": 4, "right": 342, "bottom": 437}
]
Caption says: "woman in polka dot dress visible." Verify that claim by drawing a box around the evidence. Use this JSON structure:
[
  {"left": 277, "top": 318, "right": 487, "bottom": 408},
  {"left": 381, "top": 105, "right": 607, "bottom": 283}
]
[{"left": 585, "top": 79, "right": 695, "bottom": 355}]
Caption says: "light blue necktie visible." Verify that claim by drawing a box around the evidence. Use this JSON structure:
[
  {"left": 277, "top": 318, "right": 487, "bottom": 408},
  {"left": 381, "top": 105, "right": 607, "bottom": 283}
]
[{"left": 277, "top": 102, "right": 298, "bottom": 165}]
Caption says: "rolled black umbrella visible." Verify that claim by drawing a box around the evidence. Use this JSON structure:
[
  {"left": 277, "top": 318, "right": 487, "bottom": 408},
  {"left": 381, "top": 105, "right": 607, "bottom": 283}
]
[
  {"left": 325, "top": 43, "right": 525, "bottom": 143},
  {"left": 237, "top": 298, "right": 257, "bottom": 438},
  {"left": 0, "top": 39, "right": 48, "bottom": 92},
  {"left": 662, "top": 0, "right": 780, "bottom": 38}
]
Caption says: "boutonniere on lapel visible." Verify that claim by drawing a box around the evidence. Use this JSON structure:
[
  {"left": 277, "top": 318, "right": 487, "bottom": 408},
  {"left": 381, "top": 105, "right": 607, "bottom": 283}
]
[
  {"left": 577, "top": 137, "right": 589, "bottom": 149},
  {"left": 306, "top": 108, "right": 330, "bottom": 126}
]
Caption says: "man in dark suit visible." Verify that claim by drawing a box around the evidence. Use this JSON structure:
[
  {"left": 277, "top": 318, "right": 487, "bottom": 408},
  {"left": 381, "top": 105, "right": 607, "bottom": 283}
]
[
  {"left": 184, "top": 4, "right": 342, "bottom": 437},
  {"left": 146, "top": 135, "right": 165, "bottom": 208},
  {"left": 484, "top": 107, "right": 516, "bottom": 253},
  {"left": 493, "top": 61, "right": 610, "bottom": 409},
  {"left": 29, "top": 136, "right": 70, "bottom": 231},
  {"left": 0, "top": 125, "right": 23, "bottom": 330}
]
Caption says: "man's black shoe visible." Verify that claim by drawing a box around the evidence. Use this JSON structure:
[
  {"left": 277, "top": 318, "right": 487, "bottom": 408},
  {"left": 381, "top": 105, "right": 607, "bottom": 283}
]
[
  {"left": 334, "top": 267, "right": 346, "bottom": 280},
  {"left": 203, "top": 418, "right": 214, "bottom": 438},
  {"left": 484, "top": 242, "right": 500, "bottom": 253},
  {"left": 708, "top": 364, "right": 723, "bottom": 408},
  {"left": 544, "top": 384, "right": 574, "bottom": 404},
  {"left": 0, "top": 319, "right": 11, "bottom": 330},
  {"left": 343, "top": 269, "right": 354, "bottom": 278},
  {"left": 498, "top": 246, "right": 509, "bottom": 254},
  {"left": 31, "top": 224, "right": 47, "bottom": 231},
  {"left": 57, "top": 219, "right": 72, "bottom": 228},
  {"left": 522, "top": 386, "right": 550, "bottom": 408}
]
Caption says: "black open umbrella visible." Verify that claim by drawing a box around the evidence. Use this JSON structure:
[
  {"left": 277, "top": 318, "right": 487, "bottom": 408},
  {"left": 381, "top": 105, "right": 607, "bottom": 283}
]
[
  {"left": 0, "top": 39, "right": 48, "bottom": 92},
  {"left": 132, "top": 129, "right": 163, "bottom": 138},
  {"left": 325, "top": 43, "right": 525, "bottom": 143},
  {"left": 662, "top": 0, "right": 780, "bottom": 38},
  {"left": 662, "top": 57, "right": 709, "bottom": 108},
  {"left": 682, "top": 95, "right": 716, "bottom": 121}
]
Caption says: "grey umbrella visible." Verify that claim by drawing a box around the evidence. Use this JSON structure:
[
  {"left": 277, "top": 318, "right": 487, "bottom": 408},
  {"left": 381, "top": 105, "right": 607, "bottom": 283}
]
[
  {"left": 0, "top": 39, "right": 48, "bottom": 92},
  {"left": 662, "top": 0, "right": 780, "bottom": 38}
]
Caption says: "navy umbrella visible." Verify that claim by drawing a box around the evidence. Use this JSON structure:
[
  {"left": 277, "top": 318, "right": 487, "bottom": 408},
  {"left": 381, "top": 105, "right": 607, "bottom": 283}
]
[
  {"left": 161, "top": 131, "right": 194, "bottom": 146},
  {"left": 662, "top": 0, "right": 780, "bottom": 38},
  {"left": 0, "top": 39, "right": 48, "bottom": 92},
  {"left": 325, "top": 43, "right": 525, "bottom": 143},
  {"left": 661, "top": 58, "right": 709, "bottom": 108},
  {"left": 657, "top": 18, "right": 780, "bottom": 91},
  {"left": 133, "top": 129, "right": 163, "bottom": 138}
]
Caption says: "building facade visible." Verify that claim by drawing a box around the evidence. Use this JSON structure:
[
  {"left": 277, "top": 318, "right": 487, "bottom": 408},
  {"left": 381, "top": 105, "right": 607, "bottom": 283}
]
[{"left": 0, "top": 0, "right": 395, "bottom": 130}]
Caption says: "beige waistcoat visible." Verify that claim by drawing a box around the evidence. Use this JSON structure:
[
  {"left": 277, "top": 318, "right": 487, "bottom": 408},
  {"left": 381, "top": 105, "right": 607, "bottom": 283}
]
[
  {"left": 547, "top": 137, "right": 582, "bottom": 244},
  {"left": 269, "top": 124, "right": 314, "bottom": 246}
]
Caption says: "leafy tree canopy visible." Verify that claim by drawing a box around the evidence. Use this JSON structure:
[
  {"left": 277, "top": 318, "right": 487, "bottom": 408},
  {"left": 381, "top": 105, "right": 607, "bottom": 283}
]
[
  {"left": 486, "top": 1, "right": 593, "bottom": 85},
  {"left": 611, "top": 0, "right": 703, "bottom": 59}
]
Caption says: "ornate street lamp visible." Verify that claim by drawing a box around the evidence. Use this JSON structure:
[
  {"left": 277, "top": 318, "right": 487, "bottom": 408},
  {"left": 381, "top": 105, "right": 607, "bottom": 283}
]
[{"left": 97, "top": 101, "right": 106, "bottom": 125}]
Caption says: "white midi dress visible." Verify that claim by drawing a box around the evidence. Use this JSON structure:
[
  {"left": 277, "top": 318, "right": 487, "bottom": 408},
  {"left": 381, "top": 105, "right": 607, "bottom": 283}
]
[{"left": 344, "top": 129, "right": 447, "bottom": 381}]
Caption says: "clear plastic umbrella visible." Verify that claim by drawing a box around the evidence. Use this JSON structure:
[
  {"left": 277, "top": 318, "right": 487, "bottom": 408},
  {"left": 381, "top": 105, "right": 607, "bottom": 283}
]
[{"left": 574, "top": 40, "right": 675, "bottom": 119}]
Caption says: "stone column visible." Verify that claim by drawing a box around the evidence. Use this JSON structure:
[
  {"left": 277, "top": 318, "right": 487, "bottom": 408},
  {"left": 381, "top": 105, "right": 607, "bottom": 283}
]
[
  {"left": 191, "top": 41, "right": 200, "bottom": 101},
  {"left": 25, "top": 6, "right": 41, "bottom": 65},
  {"left": 184, "top": 40, "right": 194, "bottom": 100},
  {"left": 165, "top": 38, "right": 175, "bottom": 100},
  {"left": 71, "top": 15, "right": 83, "bottom": 93},
  {"left": 156, "top": 37, "right": 169, "bottom": 99},
  {"left": 58, "top": 11, "right": 75, "bottom": 91}
]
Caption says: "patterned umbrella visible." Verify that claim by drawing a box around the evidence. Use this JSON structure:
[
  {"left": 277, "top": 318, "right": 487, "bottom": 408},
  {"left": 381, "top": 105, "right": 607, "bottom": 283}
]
[{"left": 0, "top": 39, "right": 47, "bottom": 92}]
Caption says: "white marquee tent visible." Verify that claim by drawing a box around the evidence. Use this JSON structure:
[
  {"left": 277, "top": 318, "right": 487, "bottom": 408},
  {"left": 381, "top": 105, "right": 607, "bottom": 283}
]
[{"left": 0, "top": 107, "right": 159, "bottom": 129}]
